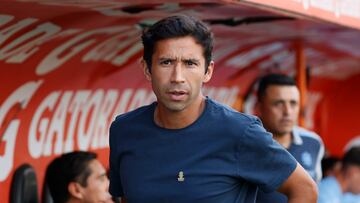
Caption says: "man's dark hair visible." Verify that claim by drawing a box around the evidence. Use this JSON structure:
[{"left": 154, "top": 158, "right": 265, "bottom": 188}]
[
  {"left": 342, "top": 146, "right": 360, "bottom": 170},
  {"left": 257, "top": 73, "right": 297, "bottom": 101},
  {"left": 45, "top": 151, "right": 97, "bottom": 203},
  {"left": 141, "top": 15, "right": 213, "bottom": 73},
  {"left": 321, "top": 156, "right": 341, "bottom": 177}
]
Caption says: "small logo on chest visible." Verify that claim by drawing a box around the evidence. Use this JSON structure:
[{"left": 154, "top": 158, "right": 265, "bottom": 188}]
[
  {"left": 301, "top": 151, "right": 313, "bottom": 167},
  {"left": 177, "top": 171, "right": 185, "bottom": 182}
]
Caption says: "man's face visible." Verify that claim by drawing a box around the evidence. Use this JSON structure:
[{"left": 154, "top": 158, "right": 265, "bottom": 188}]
[
  {"left": 143, "top": 36, "right": 213, "bottom": 112},
  {"left": 257, "top": 85, "right": 300, "bottom": 137},
  {"left": 347, "top": 165, "right": 360, "bottom": 194},
  {"left": 79, "top": 159, "right": 112, "bottom": 203}
]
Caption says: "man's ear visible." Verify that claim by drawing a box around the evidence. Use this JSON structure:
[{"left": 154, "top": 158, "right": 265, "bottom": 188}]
[
  {"left": 203, "top": 61, "right": 214, "bottom": 83},
  {"left": 142, "top": 59, "right": 151, "bottom": 81},
  {"left": 68, "top": 182, "right": 84, "bottom": 200}
]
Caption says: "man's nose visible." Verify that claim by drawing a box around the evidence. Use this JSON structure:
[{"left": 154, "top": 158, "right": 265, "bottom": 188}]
[
  {"left": 170, "top": 62, "right": 185, "bottom": 83},
  {"left": 106, "top": 176, "right": 110, "bottom": 188},
  {"left": 283, "top": 103, "right": 292, "bottom": 115}
]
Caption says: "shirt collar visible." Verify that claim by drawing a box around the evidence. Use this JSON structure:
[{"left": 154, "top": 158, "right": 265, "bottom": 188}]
[{"left": 292, "top": 126, "right": 303, "bottom": 145}]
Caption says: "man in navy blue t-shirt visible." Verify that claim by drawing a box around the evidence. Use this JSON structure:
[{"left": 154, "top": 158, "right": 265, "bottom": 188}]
[
  {"left": 256, "top": 73, "right": 324, "bottom": 202},
  {"left": 109, "top": 15, "right": 318, "bottom": 203}
]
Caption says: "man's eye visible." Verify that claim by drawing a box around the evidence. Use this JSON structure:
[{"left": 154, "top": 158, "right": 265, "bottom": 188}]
[
  {"left": 160, "top": 60, "right": 172, "bottom": 65},
  {"left": 290, "top": 101, "right": 298, "bottom": 107},
  {"left": 99, "top": 175, "right": 107, "bottom": 182},
  {"left": 185, "top": 61, "right": 196, "bottom": 66}
]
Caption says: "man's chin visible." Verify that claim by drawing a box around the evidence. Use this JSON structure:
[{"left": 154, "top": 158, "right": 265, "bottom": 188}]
[
  {"left": 279, "top": 129, "right": 293, "bottom": 136},
  {"left": 164, "top": 102, "right": 187, "bottom": 112},
  {"left": 273, "top": 127, "right": 292, "bottom": 136}
]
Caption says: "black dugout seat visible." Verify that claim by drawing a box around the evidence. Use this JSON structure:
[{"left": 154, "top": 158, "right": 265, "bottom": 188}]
[
  {"left": 10, "top": 163, "right": 39, "bottom": 203},
  {"left": 41, "top": 181, "right": 54, "bottom": 203}
]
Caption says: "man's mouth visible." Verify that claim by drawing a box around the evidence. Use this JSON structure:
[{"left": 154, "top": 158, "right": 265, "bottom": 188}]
[
  {"left": 168, "top": 90, "right": 188, "bottom": 101},
  {"left": 280, "top": 119, "right": 293, "bottom": 124}
]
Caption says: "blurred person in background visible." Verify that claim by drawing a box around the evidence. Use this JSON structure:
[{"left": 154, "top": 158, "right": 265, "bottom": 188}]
[
  {"left": 318, "top": 146, "right": 360, "bottom": 203},
  {"left": 321, "top": 155, "right": 341, "bottom": 178},
  {"left": 255, "top": 73, "right": 324, "bottom": 203},
  {"left": 45, "top": 151, "right": 113, "bottom": 203}
]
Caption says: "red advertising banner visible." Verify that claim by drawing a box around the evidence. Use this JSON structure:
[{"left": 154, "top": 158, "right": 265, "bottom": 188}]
[
  {"left": 1, "top": 1, "right": 360, "bottom": 202},
  {"left": 241, "top": 0, "right": 360, "bottom": 30},
  {"left": 0, "top": 2, "right": 242, "bottom": 202}
]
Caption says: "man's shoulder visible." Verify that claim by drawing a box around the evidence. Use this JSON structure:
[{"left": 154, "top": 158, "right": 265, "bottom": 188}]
[
  {"left": 205, "top": 99, "right": 267, "bottom": 137},
  {"left": 293, "top": 126, "right": 323, "bottom": 144},
  {"left": 207, "top": 98, "right": 258, "bottom": 124},
  {"left": 113, "top": 103, "right": 154, "bottom": 124}
]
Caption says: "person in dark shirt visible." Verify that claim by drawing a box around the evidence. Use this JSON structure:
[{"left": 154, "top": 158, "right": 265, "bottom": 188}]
[{"left": 109, "top": 15, "right": 318, "bottom": 203}]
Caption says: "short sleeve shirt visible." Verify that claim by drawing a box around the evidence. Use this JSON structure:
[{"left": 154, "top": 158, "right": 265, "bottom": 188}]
[{"left": 109, "top": 98, "right": 297, "bottom": 203}]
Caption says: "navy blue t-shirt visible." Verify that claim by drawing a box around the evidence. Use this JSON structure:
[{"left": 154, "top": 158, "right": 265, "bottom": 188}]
[{"left": 109, "top": 98, "right": 297, "bottom": 203}]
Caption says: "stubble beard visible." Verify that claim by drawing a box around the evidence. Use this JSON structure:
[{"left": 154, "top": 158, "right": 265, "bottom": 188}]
[
  {"left": 161, "top": 98, "right": 189, "bottom": 112},
  {"left": 274, "top": 126, "right": 292, "bottom": 137}
]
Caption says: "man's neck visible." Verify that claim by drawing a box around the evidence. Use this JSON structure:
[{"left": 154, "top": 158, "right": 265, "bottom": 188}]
[
  {"left": 67, "top": 198, "right": 81, "bottom": 203},
  {"left": 154, "top": 97, "right": 206, "bottom": 129},
  {"left": 273, "top": 133, "right": 292, "bottom": 149}
]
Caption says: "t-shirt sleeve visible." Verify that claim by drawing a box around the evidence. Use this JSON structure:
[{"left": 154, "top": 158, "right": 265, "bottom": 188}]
[
  {"left": 236, "top": 118, "right": 297, "bottom": 193},
  {"left": 109, "top": 121, "right": 124, "bottom": 197}
]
